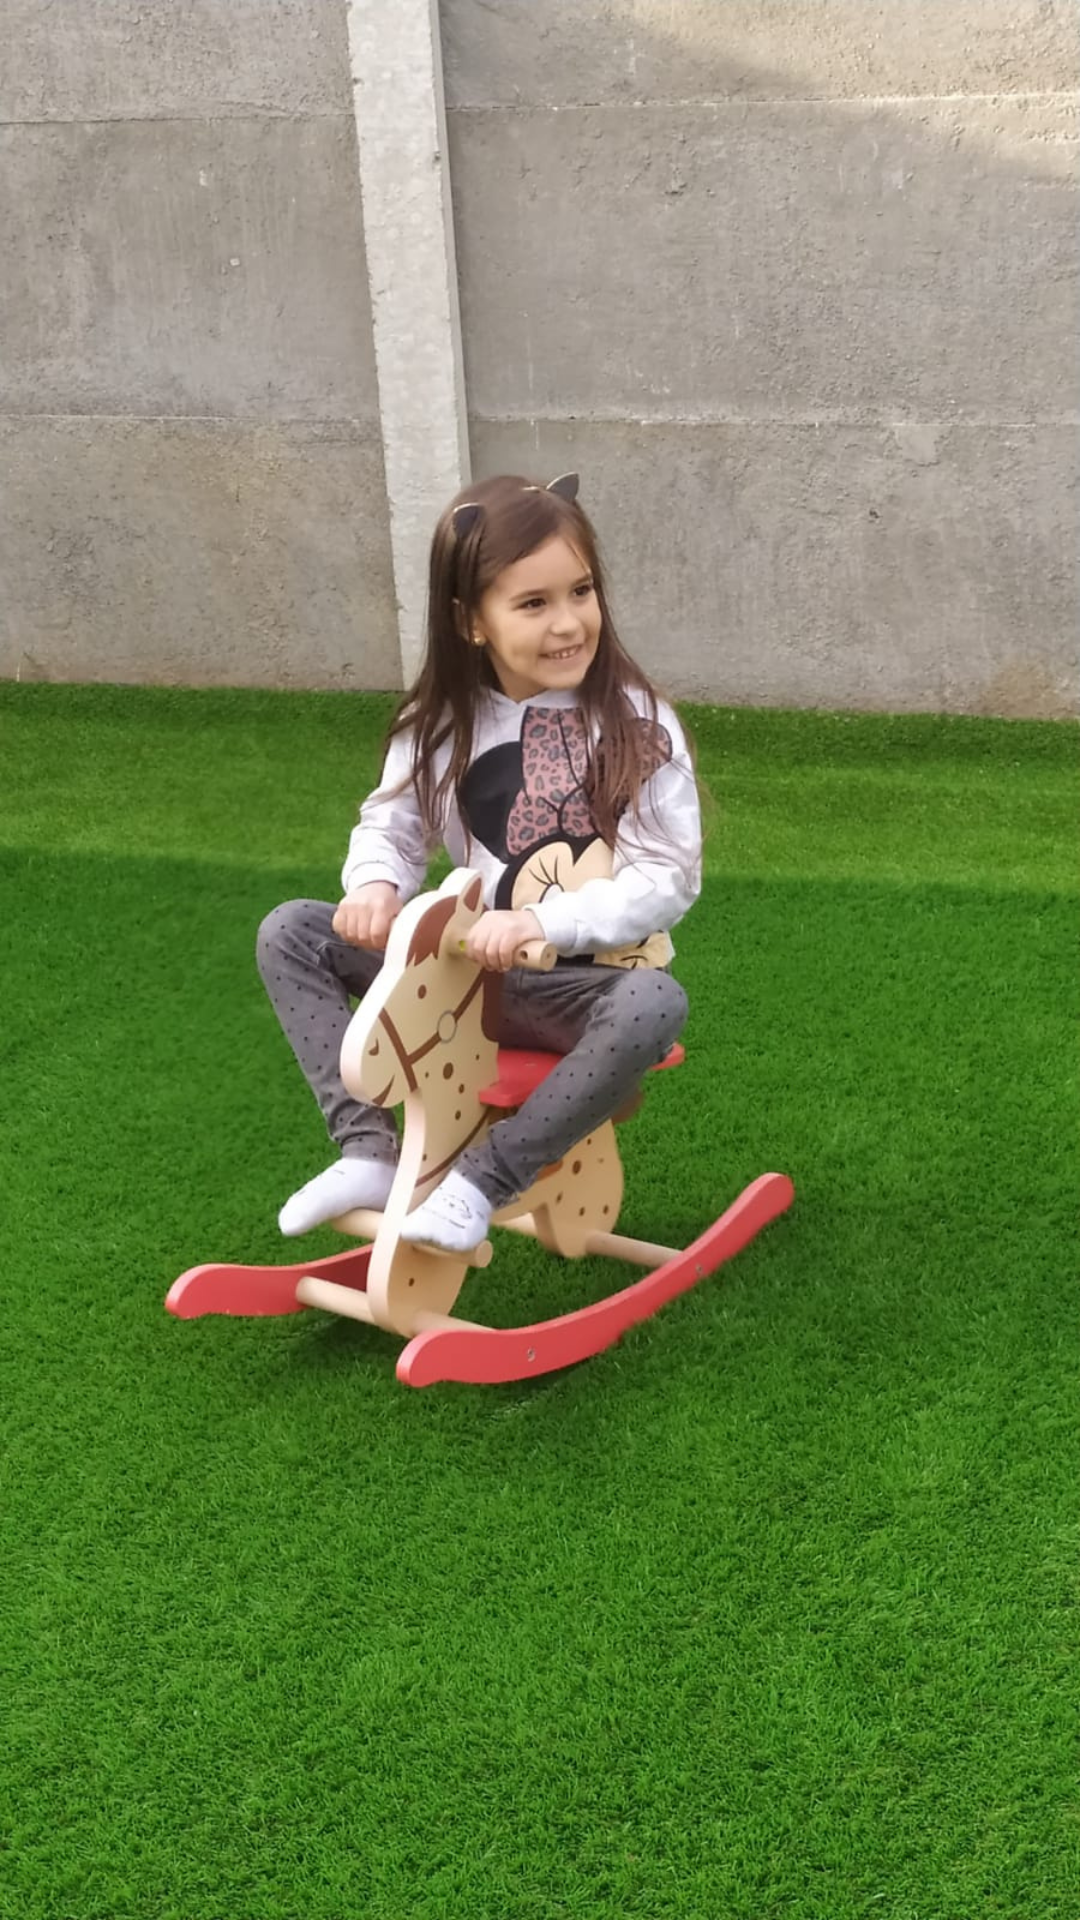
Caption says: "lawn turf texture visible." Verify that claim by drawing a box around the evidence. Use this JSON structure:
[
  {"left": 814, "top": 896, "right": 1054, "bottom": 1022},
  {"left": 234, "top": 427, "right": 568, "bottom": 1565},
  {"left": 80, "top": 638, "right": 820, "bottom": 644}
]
[{"left": 1, "top": 684, "right": 1077, "bottom": 1919}]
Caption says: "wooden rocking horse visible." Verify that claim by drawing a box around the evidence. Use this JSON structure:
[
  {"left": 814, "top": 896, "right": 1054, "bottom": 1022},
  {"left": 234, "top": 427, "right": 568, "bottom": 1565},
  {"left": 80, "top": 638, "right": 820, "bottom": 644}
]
[{"left": 166, "top": 871, "right": 794, "bottom": 1387}]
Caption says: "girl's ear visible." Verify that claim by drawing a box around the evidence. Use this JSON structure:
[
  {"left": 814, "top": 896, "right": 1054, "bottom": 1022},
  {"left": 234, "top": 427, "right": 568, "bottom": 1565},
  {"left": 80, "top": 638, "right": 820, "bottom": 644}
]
[
  {"left": 547, "top": 472, "right": 580, "bottom": 503},
  {"left": 452, "top": 596, "right": 481, "bottom": 645}
]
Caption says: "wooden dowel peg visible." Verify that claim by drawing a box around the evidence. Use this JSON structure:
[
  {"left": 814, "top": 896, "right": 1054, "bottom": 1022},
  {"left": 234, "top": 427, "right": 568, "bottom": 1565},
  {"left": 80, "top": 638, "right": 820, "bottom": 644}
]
[
  {"left": 296, "top": 1276, "right": 379, "bottom": 1323},
  {"left": 515, "top": 937, "right": 556, "bottom": 971},
  {"left": 329, "top": 1206, "right": 387, "bottom": 1240},
  {"left": 583, "top": 1229, "right": 681, "bottom": 1268},
  {"left": 457, "top": 937, "right": 557, "bottom": 972},
  {"left": 409, "top": 1235, "right": 494, "bottom": 1270}
]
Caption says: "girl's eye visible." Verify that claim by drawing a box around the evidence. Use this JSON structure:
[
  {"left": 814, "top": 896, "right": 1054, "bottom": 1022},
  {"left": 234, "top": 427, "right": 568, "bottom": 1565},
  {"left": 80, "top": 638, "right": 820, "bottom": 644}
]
[
  {"left": 522, "top": 598, "right": 545, "bottom": 611},
  {"left": 574, "top": 583, "right": 595, "bottom": 599}
]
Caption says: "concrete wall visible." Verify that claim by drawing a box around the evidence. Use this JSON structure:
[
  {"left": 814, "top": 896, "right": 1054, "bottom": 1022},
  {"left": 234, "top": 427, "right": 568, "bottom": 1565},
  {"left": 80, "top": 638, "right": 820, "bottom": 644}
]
[
  {"left": 2, "top": 0, "right": 1077, "bottom": 715},
  {"left": 0, "top": 0, "right": 399, "bottom": 689},
  {"left": 443, "top": 0, "right": 1079, "bottom": 715}
]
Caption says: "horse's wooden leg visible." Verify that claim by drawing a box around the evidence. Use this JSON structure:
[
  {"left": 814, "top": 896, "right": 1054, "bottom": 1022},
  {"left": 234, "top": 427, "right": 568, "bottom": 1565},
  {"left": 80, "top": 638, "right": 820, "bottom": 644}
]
[{"left": 494, "top": 1121, "right": 625, "bottom": 1258}]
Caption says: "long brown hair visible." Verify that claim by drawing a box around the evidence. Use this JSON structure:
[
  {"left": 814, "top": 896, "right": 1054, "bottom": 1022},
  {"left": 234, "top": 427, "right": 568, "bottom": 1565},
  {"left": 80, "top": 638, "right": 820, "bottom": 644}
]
[{"left": 386, "top": 473, "right": 677, "bottom": 847}]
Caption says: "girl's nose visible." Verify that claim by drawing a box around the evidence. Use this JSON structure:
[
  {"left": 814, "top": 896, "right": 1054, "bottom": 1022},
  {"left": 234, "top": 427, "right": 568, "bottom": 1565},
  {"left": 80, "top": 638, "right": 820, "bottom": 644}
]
[{"left": 550, "top": 601, "right": 583, "bottom": 637}]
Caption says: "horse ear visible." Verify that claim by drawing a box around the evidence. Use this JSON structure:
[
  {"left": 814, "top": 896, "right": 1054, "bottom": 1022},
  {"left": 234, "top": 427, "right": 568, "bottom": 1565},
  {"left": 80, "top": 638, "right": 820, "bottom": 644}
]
[
  {"left": 443, "top": 872, "right": 486, "bottom": 955},
  {"left": 406, "top": 895, "right": 456, "bottom": 966},
  {"left": 437, "top": 872, "right": 486, "bottom": 960}
]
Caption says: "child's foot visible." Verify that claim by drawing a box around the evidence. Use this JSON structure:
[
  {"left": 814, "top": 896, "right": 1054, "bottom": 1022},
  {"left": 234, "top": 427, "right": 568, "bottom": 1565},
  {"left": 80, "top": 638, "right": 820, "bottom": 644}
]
[
  {"left": 399, "top": 1170, "right": 493, "bottom": 1255},
  {"left": 278, "top": 1157, "right": 397, "bottom": 1236}
]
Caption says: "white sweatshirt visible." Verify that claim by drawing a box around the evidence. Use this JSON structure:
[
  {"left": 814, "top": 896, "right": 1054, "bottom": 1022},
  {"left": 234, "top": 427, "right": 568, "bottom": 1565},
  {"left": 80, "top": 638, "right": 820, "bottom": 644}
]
[{"left": 342, "top": 686, "right": 701, "bottom": 965}]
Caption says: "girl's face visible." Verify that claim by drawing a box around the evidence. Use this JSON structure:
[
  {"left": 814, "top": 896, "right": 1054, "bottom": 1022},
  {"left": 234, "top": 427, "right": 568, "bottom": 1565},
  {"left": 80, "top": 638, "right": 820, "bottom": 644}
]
[{"left": 472, "top": 536, "right": 602, "bottom": 702}]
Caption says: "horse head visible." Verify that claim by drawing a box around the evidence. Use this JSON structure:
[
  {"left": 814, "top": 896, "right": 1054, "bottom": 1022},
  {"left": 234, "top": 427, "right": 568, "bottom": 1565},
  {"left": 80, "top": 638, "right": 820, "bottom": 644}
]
[{"left": 340, "top": 870, "right": 499, "bottom": 1112}]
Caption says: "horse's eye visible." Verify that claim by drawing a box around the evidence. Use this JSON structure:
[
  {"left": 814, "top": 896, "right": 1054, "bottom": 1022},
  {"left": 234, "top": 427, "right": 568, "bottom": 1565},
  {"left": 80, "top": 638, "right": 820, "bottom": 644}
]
[{"left": 368, "top": 1039, "right": 380, "bottom": 1057}]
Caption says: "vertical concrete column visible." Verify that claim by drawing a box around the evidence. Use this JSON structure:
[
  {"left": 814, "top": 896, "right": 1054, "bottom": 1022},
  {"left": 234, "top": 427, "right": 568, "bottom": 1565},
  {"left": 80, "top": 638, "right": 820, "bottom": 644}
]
[{"left": 346, "top": 0, "right": 469, "bottom": 687}]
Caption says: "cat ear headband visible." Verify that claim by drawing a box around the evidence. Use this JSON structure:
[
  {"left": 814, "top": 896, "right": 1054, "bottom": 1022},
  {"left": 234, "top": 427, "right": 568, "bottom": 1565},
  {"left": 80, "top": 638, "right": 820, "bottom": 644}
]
[{"left": 451, "top": 472, "right": 579, "bottom": 540}]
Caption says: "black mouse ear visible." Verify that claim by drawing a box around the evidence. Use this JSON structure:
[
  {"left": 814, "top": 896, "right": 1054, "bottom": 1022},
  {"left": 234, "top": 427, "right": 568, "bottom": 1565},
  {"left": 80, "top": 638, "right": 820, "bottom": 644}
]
[
  {"left": 452, "top": 501, "right": 484, "bottom": 538},
  {"left": 546, "top": 472, "right": 580, "bottom": 504},
  {"left": 458, "top": 740, "right": 524, "bottom": 861}
]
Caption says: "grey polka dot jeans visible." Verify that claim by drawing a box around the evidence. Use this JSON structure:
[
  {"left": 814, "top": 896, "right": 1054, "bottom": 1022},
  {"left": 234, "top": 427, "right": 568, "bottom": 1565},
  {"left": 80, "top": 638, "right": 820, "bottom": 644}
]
[{"left": 257, "top": 899, "right": 688, "bottom": 1209}]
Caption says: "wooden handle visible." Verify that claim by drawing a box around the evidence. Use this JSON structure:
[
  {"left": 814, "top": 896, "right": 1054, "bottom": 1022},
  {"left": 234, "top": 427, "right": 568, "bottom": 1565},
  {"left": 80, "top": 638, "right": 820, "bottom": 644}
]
[
  {"left": 514, "top": 937, "right": 557, "bottom": 972},
  {"left": 457, "top": 936, "right": 557, "bottom": 972}
]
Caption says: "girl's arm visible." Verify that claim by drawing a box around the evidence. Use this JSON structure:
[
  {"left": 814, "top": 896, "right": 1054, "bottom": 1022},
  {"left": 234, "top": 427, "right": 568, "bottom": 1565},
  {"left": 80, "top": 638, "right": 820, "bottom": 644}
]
[
  {"left": 526, "top": 725, "right": 702, "bottom": 957},
  {"left": 341, "top": 731, "right": 440, "bottom": 903}
]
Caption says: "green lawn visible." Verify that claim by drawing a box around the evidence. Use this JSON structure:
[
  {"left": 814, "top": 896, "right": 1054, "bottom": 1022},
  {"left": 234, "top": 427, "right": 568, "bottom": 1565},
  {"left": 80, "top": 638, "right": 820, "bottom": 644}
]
[{"left": 1, "top": 684, "right": 1076, "bottom": 1919}]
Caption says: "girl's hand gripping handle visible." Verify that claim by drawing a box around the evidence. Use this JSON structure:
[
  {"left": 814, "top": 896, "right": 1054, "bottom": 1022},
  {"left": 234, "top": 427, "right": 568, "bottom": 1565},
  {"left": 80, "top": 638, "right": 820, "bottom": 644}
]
[
  {"left": 457, "top": 934, "right": 555, "bottom": 970},
  {"left": 332, "top": 882, "right": 401, "bottom": 949},
  {"left": 461, "top": 909, "right": 556, "bottom": 973}
]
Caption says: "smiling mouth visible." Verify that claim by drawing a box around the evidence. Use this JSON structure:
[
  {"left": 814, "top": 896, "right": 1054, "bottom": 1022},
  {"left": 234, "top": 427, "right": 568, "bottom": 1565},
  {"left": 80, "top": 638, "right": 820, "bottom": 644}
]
[{"left": 543, "top": 642, "right": 585, "bottom": 662}]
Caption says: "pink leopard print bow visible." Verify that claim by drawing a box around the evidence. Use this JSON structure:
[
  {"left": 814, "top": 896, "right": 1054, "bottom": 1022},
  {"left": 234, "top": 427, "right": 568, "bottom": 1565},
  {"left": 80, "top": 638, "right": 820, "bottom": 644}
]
[
  {"left": 505, "top": 707, "right": 672, "bottom": 856},
  {"left": 506, "top": 709, "right": 595, "bottom": 854}
]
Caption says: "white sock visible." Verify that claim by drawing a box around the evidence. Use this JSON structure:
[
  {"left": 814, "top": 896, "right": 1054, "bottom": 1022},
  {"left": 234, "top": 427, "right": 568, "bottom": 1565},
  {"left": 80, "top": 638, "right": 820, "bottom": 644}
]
[
  {"left": 398, "top": 1169, "right": 493, "bottom": 1255},
  {"left": 278, "top": 1156, "right": 397, "bottom": 1237}
]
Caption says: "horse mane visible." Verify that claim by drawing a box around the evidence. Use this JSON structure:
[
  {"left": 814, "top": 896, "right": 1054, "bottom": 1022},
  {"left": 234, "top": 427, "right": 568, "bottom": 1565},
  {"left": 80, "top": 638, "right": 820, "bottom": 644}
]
[{"left": 406, "top": 895, "right": 456, "bottom": 966}]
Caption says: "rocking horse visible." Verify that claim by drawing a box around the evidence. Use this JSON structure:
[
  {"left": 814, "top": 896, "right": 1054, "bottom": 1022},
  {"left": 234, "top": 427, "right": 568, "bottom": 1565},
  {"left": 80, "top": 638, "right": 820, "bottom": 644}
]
[{"left": 166, "top": 871, "right": 794, "bottom": 1387}]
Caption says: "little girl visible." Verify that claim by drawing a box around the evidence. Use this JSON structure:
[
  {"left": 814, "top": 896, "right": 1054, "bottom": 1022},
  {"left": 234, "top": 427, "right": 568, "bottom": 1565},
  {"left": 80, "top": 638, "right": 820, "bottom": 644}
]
[{"left": 257, "top": 471, "right": 702, "bottom": 1254}]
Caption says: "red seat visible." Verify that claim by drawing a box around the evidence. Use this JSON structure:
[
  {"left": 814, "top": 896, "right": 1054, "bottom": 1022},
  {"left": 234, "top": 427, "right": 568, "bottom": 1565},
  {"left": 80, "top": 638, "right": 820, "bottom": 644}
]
[{"left": 479, "top": 1041, "right": 685, "bottom": 1111}]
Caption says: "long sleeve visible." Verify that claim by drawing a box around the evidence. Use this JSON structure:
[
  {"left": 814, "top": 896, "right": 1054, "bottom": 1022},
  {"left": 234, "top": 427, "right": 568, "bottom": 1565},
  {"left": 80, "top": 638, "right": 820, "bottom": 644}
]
[
  {"left": 340, "top": 731, "right": 440, "bottom": 902},
  {"left": 527, "top": 714, "right": 702, "bottom": 956}
]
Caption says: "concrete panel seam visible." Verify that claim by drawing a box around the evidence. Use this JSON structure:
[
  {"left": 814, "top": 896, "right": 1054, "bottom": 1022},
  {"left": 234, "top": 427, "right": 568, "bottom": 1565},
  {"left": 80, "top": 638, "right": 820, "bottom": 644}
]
[
  {"left": 468, "top": 411, "right": 1080, "bottom": 429},
  {"left": 0, "top": 412, "right": 373, "bottom": 425},
  {"left": 7, "top": 411, "right": 1075, "bottom": 428},
  {"left": 0, "top": 110, "right": 352, "bottom": 127},
  {"left": 449, "top": 89, "right": 1080, "bottom": 114}
]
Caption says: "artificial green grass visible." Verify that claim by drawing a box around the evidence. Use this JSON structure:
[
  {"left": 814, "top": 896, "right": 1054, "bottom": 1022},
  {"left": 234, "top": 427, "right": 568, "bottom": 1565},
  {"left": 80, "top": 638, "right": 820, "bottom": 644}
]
[{"left": 1, "top": 683, "right": 1076, "bottom": 1919}]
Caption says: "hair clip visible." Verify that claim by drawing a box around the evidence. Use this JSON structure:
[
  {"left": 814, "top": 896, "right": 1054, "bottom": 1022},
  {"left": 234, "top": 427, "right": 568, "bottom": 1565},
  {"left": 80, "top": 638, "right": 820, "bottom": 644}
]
[
  {"left": 522, "top": 473, "right": 580, "bottom": 503},
  {"left": 546, "top": 472, "right": 580, "bottom": 503},
  {"left": 452, "top": 501, "right": 483, "bottom": 539}
]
